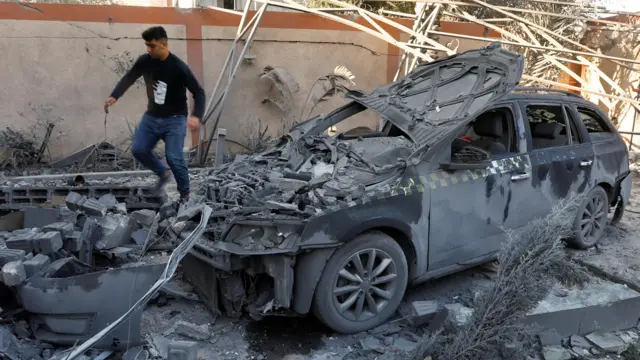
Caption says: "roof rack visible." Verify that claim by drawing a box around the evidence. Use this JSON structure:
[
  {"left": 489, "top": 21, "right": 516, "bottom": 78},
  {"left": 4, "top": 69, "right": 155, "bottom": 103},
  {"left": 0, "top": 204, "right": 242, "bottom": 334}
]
[{"left": 512, "top": 87, "right": 583, "bottom": 98}]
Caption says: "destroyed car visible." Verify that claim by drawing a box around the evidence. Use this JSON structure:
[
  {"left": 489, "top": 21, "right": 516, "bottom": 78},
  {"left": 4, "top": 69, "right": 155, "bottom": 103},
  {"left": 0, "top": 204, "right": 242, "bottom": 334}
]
[{"left": 183, "top": 42, "right": 633, "bottom": 333}]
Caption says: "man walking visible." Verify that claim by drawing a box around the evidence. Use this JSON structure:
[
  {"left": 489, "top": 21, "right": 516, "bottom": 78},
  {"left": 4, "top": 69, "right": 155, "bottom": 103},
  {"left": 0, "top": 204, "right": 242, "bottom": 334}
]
[{"left": 104, "top": 26, "right": 205, "bottom": 204}]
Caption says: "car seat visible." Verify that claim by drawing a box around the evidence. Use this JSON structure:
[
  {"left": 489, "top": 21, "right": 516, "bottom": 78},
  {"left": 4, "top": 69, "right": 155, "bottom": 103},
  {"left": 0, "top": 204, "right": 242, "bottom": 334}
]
[
  {"left": 470, "top": 112, "right": 507, "bottom": 155},
  {"left": 531, "top": 122, "right": 565, "bottom": 149}
]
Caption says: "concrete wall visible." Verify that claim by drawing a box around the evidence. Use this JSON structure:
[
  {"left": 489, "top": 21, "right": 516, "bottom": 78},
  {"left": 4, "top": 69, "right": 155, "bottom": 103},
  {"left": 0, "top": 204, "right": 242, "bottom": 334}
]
[{"left": 0, "top": 2, "right": 498, "bottom": 160}]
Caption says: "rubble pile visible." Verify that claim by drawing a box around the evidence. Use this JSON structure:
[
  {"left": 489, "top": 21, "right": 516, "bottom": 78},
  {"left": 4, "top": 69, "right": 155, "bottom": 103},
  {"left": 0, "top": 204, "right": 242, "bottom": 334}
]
[
  {"left": 0, "top": 189, "right": 197, "bottom": 359},
  {"left": 197, "top": 134, "right": 412, "bottom": 227}
]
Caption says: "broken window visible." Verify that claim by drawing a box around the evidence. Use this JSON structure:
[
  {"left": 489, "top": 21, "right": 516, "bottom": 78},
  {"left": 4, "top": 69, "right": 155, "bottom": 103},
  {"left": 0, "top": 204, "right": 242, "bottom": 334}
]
[
  {"left": 575, "top": 107, "right": 614, "bottom": 143},
  {"left": 525, "top": 105, "right": 571, "bottom": 150},
  {"left": 450, "top": 107, "right": 517, "bottom": 162}
]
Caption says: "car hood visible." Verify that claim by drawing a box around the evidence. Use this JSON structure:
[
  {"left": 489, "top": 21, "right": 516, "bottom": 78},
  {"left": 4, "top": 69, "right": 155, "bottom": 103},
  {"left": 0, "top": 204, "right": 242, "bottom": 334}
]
[{"left": 346, "top": 42, "right": 523, "bottom": 145}]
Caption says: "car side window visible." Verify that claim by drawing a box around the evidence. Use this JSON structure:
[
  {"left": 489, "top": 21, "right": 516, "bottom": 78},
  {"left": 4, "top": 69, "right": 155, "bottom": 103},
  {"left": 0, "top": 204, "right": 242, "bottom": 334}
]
[
  {"left": 525, "top": 104, "right": 571, "bottom": 150},
  {"left": 576, "top": 107, "right": 611, "bottom": 134},
  {"left": 450, "top": 106, "right": 517, "bottom": 161}
]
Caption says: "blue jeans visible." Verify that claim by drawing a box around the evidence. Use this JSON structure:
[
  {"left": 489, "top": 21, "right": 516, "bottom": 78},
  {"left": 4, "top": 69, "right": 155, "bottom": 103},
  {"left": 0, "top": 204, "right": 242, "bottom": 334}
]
[{"left": 131, "top": 113, "right": 189, "bottom": 197}]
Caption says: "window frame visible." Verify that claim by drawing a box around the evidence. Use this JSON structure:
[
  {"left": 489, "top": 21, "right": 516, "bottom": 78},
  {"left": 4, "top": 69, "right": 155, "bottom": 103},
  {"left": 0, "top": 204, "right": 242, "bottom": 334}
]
[
  {"left": 518, "top": 101, "right": 577, "bottom": 153},
  {"left": 572, "top": 104, "right": 616, "bottom": 139}
]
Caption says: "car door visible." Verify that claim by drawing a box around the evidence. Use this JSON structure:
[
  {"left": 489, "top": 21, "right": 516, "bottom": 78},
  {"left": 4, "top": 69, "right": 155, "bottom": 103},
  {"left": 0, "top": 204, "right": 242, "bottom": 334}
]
[
  {"left": 517, "top": 100, "right": 595, "bottom": 221},
  {"left": 424, "top": 102, "right": 532, "bottom": 272}
]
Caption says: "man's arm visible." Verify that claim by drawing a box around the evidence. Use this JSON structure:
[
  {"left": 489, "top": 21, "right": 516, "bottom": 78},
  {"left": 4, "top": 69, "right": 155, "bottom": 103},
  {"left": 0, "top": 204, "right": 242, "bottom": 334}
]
[
  {"left": 182, "top": 64, "right": 206, "bottom": 120},
  {"left": 110, "top": 55, "right": 145, "bottom": 100}
]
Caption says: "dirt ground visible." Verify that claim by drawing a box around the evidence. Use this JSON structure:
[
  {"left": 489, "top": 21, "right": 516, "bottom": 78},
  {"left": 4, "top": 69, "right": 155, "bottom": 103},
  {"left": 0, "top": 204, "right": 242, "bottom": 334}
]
[{"left": 135, "top": 177, "right": 640, "bottom": 360}]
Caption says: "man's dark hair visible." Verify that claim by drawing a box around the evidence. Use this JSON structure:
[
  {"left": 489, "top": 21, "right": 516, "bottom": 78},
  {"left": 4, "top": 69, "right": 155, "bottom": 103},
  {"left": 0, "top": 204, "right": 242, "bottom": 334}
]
[{"left": 142, "top": 26, "right": 168, "bottom": 42}]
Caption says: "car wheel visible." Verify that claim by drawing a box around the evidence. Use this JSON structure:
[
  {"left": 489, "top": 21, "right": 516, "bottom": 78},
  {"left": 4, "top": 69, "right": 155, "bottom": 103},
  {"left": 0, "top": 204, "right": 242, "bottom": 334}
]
[
  {"left": 568, "top": 186, "right": 609, "bottom": 250},
  {"left": 312, "top": 231, "right": 408, "bottom": 333}
]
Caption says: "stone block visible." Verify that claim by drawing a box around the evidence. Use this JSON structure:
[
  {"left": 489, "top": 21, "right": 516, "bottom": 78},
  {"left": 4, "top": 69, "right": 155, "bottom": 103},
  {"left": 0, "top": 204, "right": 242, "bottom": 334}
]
[
  {"left": 23, "top": 254, "right": 50, "bottom": 278},
  {"left": 97, "top": 194, "right": 118, "bottom": 207},
  {"left": 42, "top": 222, "right": 74, "bottom": 238},
  {"left": 64, "top": 192, "right": 87, "bottom": 211},
  {"left": 586, "top": 332, "right": 628, "bottom": 354},
  {"left": 167, "top": 340, "right": 197, "bottom": 360},
  {"left": 130, "top": 209, "right": 157, "bottom": 228},
  {"left": 94, "top": 214, "right": 135, "bottom": 250},
  {"left": 2, "top": 261, "right": 26, "bottom": 286},
  {"left": 0, "top": 249, "right": 26, "bottom": 267},
  {"left": 79, "top": 199, "right": 107, "bottom": 217},
  {"left": 64, "top": 231, "right": 82, "bottom": 252}
]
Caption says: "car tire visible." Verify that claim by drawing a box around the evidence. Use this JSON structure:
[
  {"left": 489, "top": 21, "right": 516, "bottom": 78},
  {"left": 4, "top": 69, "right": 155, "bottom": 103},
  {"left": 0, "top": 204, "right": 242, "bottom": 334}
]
[
  {"left": 568, "top": 185, "right": 609, "bottom": 250},
  {"left": 312, "top": 231, "right": 408, "bottom": 333}
]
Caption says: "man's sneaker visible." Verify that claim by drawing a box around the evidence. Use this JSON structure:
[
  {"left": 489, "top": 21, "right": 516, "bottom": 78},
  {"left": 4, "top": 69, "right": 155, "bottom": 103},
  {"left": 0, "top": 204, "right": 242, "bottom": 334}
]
[
  {"left": 154, "top": 171, "right": 172, "bottom": 194},
  {"left": 179, "top": 195, "right": 191, "bottom": 206}
]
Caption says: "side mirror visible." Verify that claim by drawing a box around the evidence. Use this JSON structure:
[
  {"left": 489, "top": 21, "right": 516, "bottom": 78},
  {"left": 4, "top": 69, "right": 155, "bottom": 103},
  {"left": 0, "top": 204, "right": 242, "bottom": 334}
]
[{"left": 440, "top": 160, "right": 490, "bottom": 171}]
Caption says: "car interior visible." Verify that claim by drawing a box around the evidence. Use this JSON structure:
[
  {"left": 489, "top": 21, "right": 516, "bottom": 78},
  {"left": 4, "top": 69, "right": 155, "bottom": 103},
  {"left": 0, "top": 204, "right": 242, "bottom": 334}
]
[
  {"left": 525, "top": 105, "right": 577, "bottom": 150},
  {"left": 450, "top": 107, "right": 517, "bottom": 161}
]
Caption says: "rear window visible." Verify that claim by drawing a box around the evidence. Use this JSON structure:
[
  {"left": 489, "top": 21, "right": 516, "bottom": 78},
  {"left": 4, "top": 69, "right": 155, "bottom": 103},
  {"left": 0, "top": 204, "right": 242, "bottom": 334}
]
[{"left": 576, "top": 107, "right": 614, "bottom": 142}]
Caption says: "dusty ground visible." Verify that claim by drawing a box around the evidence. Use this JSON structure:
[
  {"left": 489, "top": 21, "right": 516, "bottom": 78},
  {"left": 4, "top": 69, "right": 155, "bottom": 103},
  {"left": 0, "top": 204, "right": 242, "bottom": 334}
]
[{"left": 135, "top": 177, "right": 640, "bottom": 360}]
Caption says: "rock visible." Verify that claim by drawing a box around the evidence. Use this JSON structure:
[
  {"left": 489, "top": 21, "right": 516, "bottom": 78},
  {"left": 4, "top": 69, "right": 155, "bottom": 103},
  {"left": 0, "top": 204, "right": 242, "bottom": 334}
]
[
  {"left": 23, "top": 254, "right": 50, "bottom": 278},
  {"left": 42, "top": 222, "right": 74, "bottom": 238},
  {"left": 586, "top": 332, "right": 628, "bottom": 354},
  {"left": 542, "top": 346, "right": 571, "bottom": 360},
  {"left": 359, "top": 336, "right": 384, "bottom": 353},
  {"left": 64, "top": 192, "right": 87, "bottom": 211},
  {"left": 368, "top": 323, "right": 403, "bottom": 336},
  {"left": 167, "top": 340, "right": 197, "bottom": 360},
  {"left": 12, "top": 320, "right": 30, "bottom": 339},
  {"left": 1, "top": 261, "right": 26, "bottom": 286},
  {"left": 0, "top": 249, "right": 25, "bottom": 267},
  {"left": 265, "top": 201, "right": 298, "bottom": 211},
  {"left": 444, "top": 303, "right": 473, "bottom": 329},
  {"left": 171, "top": 321, "right": 210, "bottom": 341},
  {"left": 392, "top": 338, "right": 419, "bottom": 353},
  {"left": 131, "top": 229, "right": 149, "bottom": 246}
]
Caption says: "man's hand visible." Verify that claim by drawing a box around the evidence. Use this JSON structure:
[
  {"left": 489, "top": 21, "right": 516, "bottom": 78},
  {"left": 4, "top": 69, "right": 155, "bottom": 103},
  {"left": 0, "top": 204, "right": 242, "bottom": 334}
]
[
  {"left": 187, "top": 116, "right": 201, "bottom": 131},
  {"left": 104, "top": 97, "right": 117, "bottom": 114}
]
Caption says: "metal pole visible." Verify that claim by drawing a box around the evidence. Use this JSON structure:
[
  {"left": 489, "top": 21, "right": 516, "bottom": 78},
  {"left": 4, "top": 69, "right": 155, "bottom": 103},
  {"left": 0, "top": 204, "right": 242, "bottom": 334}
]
[
  {"left": 200, "top": 2, "right": 268, "bottom": 165},
  {"left": 630, "top": 88, "right": 640, "bottom": 151}
]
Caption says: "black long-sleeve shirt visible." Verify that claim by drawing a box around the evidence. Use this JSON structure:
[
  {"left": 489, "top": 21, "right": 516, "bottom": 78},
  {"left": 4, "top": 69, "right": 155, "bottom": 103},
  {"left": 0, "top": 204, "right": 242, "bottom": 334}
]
[{"left": 110, "top": 53, "right": 205, "bottom": 120}]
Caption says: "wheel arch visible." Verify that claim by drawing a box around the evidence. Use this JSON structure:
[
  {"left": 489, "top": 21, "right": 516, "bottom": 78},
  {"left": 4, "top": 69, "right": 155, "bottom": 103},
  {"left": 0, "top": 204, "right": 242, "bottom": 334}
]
[{"left": 292, "top": 221, "right": 419, "bottom": 315}]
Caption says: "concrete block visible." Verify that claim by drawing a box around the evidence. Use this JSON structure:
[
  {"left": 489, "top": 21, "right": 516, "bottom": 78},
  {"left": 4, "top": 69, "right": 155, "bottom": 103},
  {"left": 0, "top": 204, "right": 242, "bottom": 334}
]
[
  {"left": 410, "top": 300, "right": 439, "bottom": 326},
  {"left": 165, "top": 321, "right": 210, "bottom": 341},
  {"left": 34, "top": 232, "right": 63, "bottom": 254},
  {"left": 79, "top": 199, "right": 107, "bottom": 217},
  {"left": 97, "top": 194, "right": 118, "bottom": 207},
  {"left": 0, "top": 249, "right": 26, "bottom": 267},
  {"left": 131, "top": 209, "right": 157, "bottom": 228},
  {"left": 22, "top": 208, "right": 59, "bottom": 229},
  {"left": 167, "top": 341, "right": 197, "bottom": 360},
  {"left": 542, "top": 346, "right": 571, "bottom": 360},
  {"left": 42, "top": 222, "right": 74, "bottom": 238},
  {"left": 5, "top": 232, "right": 40, "bottom": 253},
  {"left": 23, "top": 254, "right": 51, "bottom": 278},
  {"left": 2, "top": 261, "right": 26, "bottom": 286},
  {"left": 94, "top": 214, "right": 135, "bottom": 250},
  {"left": 64, "top": 192, "right": 86, "bottom": 211},
  {"left": 64, "top": 231, "right": 82, "bottom": 252}
]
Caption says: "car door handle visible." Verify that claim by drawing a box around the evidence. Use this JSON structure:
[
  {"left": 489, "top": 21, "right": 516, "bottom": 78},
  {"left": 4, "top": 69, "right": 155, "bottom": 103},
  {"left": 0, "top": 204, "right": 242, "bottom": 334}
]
[
  {"left": 580, "top": 160, "right": 593, "bottom": 167},
  {"left": 510, "top": 172, "right": 530, "bottom": 181}
]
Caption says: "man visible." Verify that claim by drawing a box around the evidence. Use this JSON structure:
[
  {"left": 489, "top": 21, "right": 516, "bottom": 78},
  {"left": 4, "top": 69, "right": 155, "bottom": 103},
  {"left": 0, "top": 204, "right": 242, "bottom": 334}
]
[{"left": 104, "top": 26, "right": 205, "bottom": 204}]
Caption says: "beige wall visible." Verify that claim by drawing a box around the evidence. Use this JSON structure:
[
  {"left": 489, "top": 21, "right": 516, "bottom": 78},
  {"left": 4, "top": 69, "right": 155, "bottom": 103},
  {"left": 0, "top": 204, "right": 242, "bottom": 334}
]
[{"left": 0, "top": 19, "right": 389, "bottom": 160}]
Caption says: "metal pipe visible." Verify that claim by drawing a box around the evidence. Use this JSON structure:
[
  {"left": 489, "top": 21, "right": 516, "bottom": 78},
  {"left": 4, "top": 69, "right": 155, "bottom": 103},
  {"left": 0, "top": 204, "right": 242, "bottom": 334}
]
[{"left": 215, "top": 128, "right": 227, "bottom": 168}]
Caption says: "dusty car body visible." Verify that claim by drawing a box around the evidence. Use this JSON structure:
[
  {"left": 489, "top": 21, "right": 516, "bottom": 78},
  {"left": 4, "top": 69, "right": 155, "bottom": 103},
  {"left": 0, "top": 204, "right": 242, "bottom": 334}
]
[{"left": 182, "top": 42, "right": 632, "bottom": 333}]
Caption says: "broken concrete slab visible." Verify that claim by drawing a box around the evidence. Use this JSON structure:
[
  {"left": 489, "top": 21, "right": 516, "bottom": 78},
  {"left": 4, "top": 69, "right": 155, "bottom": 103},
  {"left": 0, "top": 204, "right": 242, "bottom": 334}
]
[
  {"left": 444, "top": 303, "right": 473, "bottom": 329},
  {"left": 131, "top": 229, "right": 149, "bottom": 246},
  {"left": 23, "top": 254, "right": 50, "bottom": 278},
  {"left": 18, "top": 257, "right": 164, "bottom": 350},
  {"left": 1, "top": 261, "right": 26, "bottom": 286},
  {"left": 585, "top": 332, "right": 628, "bottom": 354},
  {"left": 97, "top": 193, "right": 118, "bottom": 208},
  {"left": 123, "top": 346, "right": 149, "bottom": 360},
  {"left": 523, "top": 286, "right": 640, "bottom": 338},
  {"left": 570, "top": 334, "right": 592, "bottom": 349},
  {"left": 0, "top": 325, "right": 42, "bottom": 360},
  {"left": 33, "top": 231, "right": 63, "bottom": 254},
  {"left": 79, "top": 198, "right": 107, "bottom": 217},
  {"left": 94, "top": 214, "right": 135, "bottom": 250}
]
